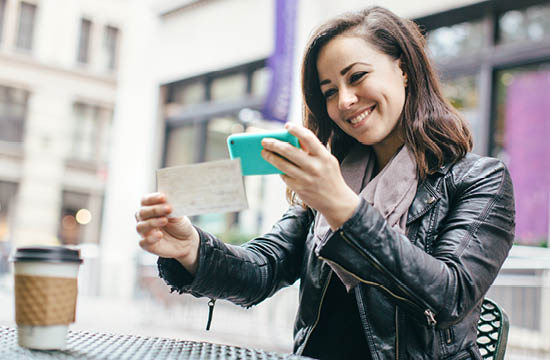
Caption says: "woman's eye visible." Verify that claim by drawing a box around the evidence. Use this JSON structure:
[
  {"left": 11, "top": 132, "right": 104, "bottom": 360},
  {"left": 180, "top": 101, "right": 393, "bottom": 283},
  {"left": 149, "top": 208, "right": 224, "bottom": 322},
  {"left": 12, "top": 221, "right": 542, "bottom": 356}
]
[
  {"left": 350, "top": 72, "right": 367, "bottom": 83},
  {"left": 323, "top": 89, "right": 337, "bottom": 99}
]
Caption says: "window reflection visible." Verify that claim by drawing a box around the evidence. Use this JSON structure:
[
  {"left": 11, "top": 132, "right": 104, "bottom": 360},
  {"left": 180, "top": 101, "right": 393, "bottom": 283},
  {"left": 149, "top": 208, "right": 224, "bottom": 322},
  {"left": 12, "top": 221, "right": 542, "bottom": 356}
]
[
  {"left": 210, "top": 73, "right": 247, "bottom": 101},
  {"left": 205, "top": 116, "right": 240, "bottom": 161},
  {"left": 499, "top": 3, "right": 550, "bottom": 44},
  {"left": 427, "top": 20, "right": 485, "bottom": 61},
  {"left": 172, "top": 81, "right": 204, "bottom": 106},
  {"left": 164, "top": 124, "right": 200, "bottom": 167},
  {"left": 493, "top": 63, "right": 550, "bottom": 246},
  {"left": 441, "top": 75, "right": 481, "bottom": 150},
  {"left": 59, "top": 191, "right": 102, "bottom": 245},
  {"left": 251, "top": 67, "right": 271, "bottom": 98}
]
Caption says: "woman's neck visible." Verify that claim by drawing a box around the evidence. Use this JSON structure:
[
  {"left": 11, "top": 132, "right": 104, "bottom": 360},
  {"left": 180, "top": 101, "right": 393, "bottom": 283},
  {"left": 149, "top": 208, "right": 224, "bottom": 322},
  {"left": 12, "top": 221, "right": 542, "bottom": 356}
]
[{"left": 372, "top": 137, "right": 405, "bottom": 174}]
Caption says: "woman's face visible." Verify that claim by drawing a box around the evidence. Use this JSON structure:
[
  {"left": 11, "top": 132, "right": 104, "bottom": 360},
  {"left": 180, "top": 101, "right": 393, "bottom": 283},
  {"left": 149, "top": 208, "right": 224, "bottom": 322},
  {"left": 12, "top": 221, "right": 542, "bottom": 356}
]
[{"left": 316, "top": 35, "right": 406, "bottom": 150}]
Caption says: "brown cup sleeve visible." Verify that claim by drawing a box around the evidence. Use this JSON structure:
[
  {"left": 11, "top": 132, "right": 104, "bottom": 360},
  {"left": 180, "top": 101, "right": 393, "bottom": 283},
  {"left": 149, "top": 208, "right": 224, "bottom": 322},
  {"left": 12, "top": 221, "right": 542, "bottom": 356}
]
[{"left": 15, "top": 274, "right": 78, "bottom": 326}]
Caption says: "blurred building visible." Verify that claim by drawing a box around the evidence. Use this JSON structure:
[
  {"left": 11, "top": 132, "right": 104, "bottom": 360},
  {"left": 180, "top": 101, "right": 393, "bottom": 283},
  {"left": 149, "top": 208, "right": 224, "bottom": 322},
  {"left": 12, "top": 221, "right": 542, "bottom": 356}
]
[
  {"left": 0, "top": 0, "right": 127, "bottom": 294},
  {"left": 0, "top": 0, "right": 549, "bottom": 355}
]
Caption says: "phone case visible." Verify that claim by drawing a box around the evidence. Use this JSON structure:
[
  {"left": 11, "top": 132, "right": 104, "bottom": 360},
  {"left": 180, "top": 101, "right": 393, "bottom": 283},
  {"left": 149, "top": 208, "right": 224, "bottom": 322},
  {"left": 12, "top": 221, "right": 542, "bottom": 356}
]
[{"left": 227, "top": 130, "right": 300, "bottom": 176}]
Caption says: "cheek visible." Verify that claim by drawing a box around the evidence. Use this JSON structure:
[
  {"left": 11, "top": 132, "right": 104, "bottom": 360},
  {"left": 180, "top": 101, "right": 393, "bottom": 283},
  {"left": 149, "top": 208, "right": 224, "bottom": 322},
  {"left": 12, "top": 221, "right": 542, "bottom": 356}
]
[{"left": 325, "top": 101, "right": 340, "bottom": 122}]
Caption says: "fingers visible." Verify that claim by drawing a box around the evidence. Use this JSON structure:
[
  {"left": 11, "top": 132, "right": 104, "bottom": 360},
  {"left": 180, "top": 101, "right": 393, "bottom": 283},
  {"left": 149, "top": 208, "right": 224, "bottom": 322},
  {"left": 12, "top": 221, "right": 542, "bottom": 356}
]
[
  {"left": 139, "top": 229, "right": 163, "bottom": 250},
  {"left": 136, "top": 217, "right": 168, "bottom": 238},
  {"left": 136, "top": 193, "right": 171, "bottom": 238},
  {"left": 261, "top": 148, "right": 304, "bottom": 178},
  {"left": 284, "top": 122, "right": 326, "bottom": 156},
  {"left": 141, "top": 192, "right": 167, "bottom": 206}
]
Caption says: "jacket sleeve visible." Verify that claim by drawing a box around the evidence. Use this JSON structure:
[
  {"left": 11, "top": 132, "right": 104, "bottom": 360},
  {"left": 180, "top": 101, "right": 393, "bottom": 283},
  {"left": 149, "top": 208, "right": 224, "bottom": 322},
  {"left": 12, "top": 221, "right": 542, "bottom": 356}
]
[
  {"left": 316, "top": 157, "right": 515, "bottom": 327},
  {"left": 157, "top": 205, "right": 312, "bottom": 308}
]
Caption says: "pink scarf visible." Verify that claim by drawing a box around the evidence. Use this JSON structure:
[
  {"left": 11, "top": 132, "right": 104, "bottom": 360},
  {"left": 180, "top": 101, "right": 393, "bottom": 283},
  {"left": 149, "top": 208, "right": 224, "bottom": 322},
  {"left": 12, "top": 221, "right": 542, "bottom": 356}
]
[{"left": 314, "top": 144, "right": 418, "bottom": 291}]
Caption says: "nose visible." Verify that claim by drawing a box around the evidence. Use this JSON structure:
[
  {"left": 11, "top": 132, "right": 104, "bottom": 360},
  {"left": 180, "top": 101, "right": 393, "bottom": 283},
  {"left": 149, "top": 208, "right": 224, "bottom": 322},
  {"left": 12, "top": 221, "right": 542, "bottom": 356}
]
[{"left": 338, "top": 87, "right": 357, "bottom": 110}]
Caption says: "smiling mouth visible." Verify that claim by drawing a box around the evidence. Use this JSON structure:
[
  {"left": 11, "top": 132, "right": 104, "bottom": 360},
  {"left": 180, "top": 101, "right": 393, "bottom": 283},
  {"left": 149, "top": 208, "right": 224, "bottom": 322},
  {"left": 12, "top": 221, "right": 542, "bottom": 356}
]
[{"left": 348, "top": 105, "right": 376, "bottom": 125}]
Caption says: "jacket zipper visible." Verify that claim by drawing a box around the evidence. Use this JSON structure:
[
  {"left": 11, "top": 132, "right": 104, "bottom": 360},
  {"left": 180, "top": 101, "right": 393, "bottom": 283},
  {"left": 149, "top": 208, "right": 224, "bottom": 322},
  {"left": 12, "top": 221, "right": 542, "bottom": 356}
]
[
  {"left": 320, "top": 244, "right": 437, "bottom": 328},
  {"left": 445, "top": 328, "right": 452, "bottom": 344},
  {"left": 337, "top": 230, "right": 438, "bottom": 326},
  {"left": 300, "top": 271, "right": 332, "bottom": 353},
  {"left": 206, "top": 298, "right": 215, "bottom": 330}
]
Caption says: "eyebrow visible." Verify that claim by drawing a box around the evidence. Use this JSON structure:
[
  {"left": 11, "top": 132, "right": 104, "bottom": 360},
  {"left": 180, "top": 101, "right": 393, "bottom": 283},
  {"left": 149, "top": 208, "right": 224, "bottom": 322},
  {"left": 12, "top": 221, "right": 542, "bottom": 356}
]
[{"left": 319, "top": 62, "right": 371, "bottom": 86}]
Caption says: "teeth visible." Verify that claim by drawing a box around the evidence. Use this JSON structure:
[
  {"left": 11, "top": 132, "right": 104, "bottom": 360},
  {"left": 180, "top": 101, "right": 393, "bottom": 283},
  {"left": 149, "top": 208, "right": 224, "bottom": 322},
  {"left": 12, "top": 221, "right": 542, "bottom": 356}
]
[{"left": 349, "top": 106, "right": 374, "bottom": 124}]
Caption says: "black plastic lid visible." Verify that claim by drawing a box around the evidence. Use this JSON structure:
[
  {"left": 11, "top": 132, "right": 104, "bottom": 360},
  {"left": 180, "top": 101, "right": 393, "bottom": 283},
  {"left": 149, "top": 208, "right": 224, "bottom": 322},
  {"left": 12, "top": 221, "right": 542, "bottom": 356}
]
[{"left": 11, "top": 246, "right": 83, "bottom": 263}]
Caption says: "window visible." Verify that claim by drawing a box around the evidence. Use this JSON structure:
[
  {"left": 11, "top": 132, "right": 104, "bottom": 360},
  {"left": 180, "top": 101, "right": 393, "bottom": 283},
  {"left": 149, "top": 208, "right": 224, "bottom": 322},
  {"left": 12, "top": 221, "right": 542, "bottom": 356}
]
[
  {"left": 172, "top": 81, "right": 204, "bottom": 106},
  {"left": 0, "top": 0, "right": 7, "bottom": 43},
  {"left": 210, "top": 73, "right": 247, "bottom": 101},
  {"left": 204, "top": 116, "right": 240, "bottom": 161},
  {"left": 70, "top": 102, "right": 112, "bottom": 164},
  {"left": 58, "top": 191, "right": 102, "bottom": 245},
  {"left": 103, "top": 25, "right": 119, "bottom": 70},
  {"left": 0, "top": 181, "right": 18, "bottom": 274},
  {"left": 77, "top": 18, "right": 92, "bottom": 63},
  {"left": 163, "top": 60, "right": 267, "bottom": 237},
  {"left": 15, "top": 2, "right": 37, "bottom": 51},
  {"left": 440, "top": 75, "right": 482, "bottom": 151},
  {"left": 164, "top": 124, "right": 201, "bottom": 167},
  {"left": 426, "top": 19, "right": 486, "bottom": 62},
  {"left": 251, "top": 67, "right": 271, "bottom": 98},
  {"left": 498, "top": 3, "right": 550, "bottom": 45},
  {"left": 0, "top": 85, "right": 29, "bottom": 143},
  {"left": 493, "top": 63, "right": 550, "bottom": 246},
  {"left": 415, "top": 0, "right": 550, "bottom": 247}
]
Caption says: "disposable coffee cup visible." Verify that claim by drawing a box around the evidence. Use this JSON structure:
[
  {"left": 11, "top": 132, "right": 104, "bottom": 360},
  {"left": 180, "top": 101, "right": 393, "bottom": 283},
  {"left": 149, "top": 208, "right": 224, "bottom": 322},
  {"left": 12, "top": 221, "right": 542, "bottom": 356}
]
[{"left": 11, "top": 246, "right": 83, "bottom": 350}]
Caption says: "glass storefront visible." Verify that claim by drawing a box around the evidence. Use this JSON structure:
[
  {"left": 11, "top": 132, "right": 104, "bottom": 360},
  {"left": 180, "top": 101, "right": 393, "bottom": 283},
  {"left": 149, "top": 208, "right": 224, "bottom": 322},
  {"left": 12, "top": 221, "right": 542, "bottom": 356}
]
[
  {"left": 163, "top": 60, "right": 267, "bottom": 238},
  {"left": 420, "top": 0, "right": 550, "bottom": 247},
  {"left": 493, "top": 63, "right": 550, "bottom": 246},
  {"left": 440, "top": 74, "right": 482, "bottom": 151}
]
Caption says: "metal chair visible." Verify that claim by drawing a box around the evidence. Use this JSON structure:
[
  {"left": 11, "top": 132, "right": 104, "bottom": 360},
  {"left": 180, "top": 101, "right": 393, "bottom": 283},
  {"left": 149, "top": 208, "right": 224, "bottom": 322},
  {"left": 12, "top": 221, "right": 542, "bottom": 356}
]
[{"left": 476, "top": 298, "right": 510, "bottom": 360}]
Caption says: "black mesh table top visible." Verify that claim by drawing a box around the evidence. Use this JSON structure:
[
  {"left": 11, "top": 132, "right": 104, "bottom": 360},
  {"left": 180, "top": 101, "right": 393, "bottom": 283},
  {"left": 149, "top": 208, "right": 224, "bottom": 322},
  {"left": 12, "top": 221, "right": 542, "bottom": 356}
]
[{"left": 0, "top": 326, "right": 313, "bottom": 360}]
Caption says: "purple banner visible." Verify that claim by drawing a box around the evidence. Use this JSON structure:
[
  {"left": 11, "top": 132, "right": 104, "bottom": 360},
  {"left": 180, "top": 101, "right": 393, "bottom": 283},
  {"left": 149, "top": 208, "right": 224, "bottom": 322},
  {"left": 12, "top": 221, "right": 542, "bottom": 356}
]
[
  {"left": 262, "top": 0, "right": 298, "bottom": 123},
  {"left": 505, "top": 70, "right": 550, "bottom": 245}
]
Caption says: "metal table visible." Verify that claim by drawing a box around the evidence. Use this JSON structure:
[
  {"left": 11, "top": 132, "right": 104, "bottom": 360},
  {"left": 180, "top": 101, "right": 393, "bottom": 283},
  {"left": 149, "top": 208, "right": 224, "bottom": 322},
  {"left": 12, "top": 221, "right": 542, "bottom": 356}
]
[{"left": 0, "top": 326, "right": 313, "bottom": 360}]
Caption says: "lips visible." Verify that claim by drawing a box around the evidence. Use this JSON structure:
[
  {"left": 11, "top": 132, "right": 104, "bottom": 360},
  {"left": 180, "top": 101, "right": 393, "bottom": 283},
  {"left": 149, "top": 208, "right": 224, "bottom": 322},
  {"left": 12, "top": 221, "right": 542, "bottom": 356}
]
[{"left": 348, "top": 105, "right": 376, "bottom": 125}]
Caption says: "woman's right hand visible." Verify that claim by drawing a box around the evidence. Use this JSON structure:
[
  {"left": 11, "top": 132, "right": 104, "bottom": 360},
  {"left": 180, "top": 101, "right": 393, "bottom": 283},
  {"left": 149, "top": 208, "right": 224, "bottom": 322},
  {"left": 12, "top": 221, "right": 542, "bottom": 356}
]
[{"left": 135, "top": 192, "right": 200, "bottom": 275}]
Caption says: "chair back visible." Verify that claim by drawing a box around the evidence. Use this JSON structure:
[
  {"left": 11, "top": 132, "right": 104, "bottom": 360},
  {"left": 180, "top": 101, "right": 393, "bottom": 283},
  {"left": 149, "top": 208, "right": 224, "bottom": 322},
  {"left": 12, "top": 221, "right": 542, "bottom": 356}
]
[{"left": 477, "top": 297, "right": 509, "bottom": 360}]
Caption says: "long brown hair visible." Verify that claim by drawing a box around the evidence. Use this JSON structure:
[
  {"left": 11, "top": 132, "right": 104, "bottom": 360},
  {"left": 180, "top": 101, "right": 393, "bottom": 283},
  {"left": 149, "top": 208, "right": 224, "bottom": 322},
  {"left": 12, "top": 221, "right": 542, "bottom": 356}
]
[{"left": 300, "top": 6, "right": 472, "bottom": 179}]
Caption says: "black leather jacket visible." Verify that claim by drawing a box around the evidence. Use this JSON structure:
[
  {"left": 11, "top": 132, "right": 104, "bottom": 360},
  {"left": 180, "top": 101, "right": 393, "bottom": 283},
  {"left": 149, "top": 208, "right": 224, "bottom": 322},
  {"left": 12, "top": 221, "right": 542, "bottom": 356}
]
[{"left": 158, "top": 153, "right": 515, "bottom": 359}]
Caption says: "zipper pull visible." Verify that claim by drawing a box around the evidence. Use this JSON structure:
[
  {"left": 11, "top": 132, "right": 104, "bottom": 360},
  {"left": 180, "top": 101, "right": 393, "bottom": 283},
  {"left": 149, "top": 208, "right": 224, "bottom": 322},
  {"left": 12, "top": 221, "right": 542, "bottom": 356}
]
[
  {"left": 424, "top": 309, "right": 437, "bottom": 327},
  {"left": 206, "top": 298, "right": 216, "bottom": 330}
]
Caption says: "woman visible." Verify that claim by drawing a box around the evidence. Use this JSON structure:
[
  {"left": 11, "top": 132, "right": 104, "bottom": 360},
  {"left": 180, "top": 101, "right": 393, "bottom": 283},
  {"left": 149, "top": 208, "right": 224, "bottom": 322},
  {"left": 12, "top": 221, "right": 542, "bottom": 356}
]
[{"left": 135, "top": 6, "right": 515, "bottom": 359}]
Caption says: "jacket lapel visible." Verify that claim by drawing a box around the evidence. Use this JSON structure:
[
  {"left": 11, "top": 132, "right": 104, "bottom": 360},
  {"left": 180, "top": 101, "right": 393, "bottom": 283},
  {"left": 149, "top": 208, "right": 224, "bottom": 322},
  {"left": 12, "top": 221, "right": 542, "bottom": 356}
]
[{"left": 406, "top": 177, "right": 440, "bottom": 225}]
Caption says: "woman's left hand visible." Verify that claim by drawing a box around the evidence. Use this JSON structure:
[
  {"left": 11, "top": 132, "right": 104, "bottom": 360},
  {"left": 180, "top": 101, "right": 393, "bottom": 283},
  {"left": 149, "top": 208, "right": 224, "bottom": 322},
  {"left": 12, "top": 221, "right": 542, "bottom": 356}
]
[{"left": 261, "top": 123, "right": 359, "bottom": 229}]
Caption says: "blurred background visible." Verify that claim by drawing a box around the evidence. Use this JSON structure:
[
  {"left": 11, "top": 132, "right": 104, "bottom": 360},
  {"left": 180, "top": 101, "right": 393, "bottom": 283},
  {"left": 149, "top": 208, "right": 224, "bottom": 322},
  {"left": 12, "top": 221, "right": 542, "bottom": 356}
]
[{"left": 0, "top": 0, "right": 549, "bottom": 358}]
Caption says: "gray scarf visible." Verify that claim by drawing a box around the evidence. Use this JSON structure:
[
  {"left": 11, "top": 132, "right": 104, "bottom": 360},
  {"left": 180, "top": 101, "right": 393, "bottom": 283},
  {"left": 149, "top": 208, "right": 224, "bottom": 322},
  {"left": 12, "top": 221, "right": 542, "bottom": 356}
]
[{"left": 314, "top": 144, "right": 418, "bottom": 291}]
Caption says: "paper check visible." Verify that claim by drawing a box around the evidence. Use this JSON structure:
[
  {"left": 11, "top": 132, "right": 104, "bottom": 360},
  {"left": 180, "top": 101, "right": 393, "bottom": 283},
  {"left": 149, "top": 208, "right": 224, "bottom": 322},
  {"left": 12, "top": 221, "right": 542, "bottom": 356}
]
[{"left": 156, "top": 159, "right": 248, "bottom": 217}]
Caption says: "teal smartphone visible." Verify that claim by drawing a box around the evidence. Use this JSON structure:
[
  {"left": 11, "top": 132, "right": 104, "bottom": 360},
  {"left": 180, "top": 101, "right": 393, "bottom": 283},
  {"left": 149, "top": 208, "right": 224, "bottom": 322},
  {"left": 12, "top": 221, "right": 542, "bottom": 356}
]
[{"left": 227, "top": 130, "right": 300, "bottom": 176}]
